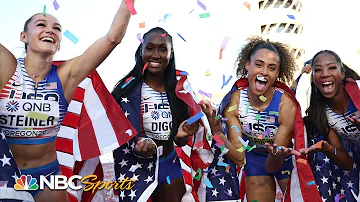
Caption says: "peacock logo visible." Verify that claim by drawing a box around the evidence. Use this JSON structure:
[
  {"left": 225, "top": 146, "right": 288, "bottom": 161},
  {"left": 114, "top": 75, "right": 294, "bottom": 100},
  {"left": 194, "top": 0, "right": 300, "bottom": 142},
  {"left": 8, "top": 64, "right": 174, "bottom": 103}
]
[{"left": 14, "top": 175, "right": 39, "bottom": 190}]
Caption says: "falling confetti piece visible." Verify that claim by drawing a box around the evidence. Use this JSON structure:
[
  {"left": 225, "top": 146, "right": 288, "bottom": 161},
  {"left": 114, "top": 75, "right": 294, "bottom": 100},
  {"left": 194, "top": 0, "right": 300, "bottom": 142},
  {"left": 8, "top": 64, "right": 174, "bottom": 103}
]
[
  {"left": 217, "top": 162, "right": 229, "bottom": 167},
  {"left": 214, "top": 115, "right": 222, "bottom": 119},
  {"left": 163, "top": 13, "right": 172, "bottom": 20},
  {"left": 142, "top": 62, "right": 148, "bottom": 75},
  {"left": 204, "top": 178, "right": 213, "bottom": 188},
  {"left": 43, "top": 5, "right": 46, "bottom": 16},
  {"left": 198, "top": 90, "right": 212, "bottom": 99},
  {"left": 225, "top": 166, "right": 230, "bottom": 172},
  {"left": 219, "top": 49, "right": 223, "bottom": 59},
  {"left": 125, "top": 0, "right": 137, "bottom": 15},
  {"left": 287, "top": 15, "right": 295, "bottom": 20},
  {"left": 129, "top": 165, "right": 140, "bottom": 172},
  {"left": 281, "top": 170, "right": 290, "bottom": 175},
  {"left": 222, "top": 75, "right": 233, "bottom": 89},
  {"left": 203, "top": 168, "right": 213, "bottom": 173},
  {"left": 177, "top": 33, "right": 186, "bottom": 42},
  {"left": 220, "top": 36, "right": 230, "bottom": 50},
  {"left": 187, "top": 112, "right": 204, "bottom": 125},
  {"left": 296, "top": 158, "right": 308, "bottom": 165},
  {"left": 236, "top": 147, "right": 245, "bottom": 152},
  {"left": 247, "top": 145, "right": 256, "bottom": 152},
  {"left": 63, "top": 30, "right": 79, "bottom": 44},
  {"left": 246, "top": 103, "right": 250, "bottom": 114},
  {"left": 137, "top": 33, "right": 143, "bottom": 43},
  {"left": 258, "top": 134, "right": 263, "bottom": 139},
  {"left": 161, "top": 33, "right": 167, "bottom": 38},
  {"left": 139, "top": 22, "right": 145, "bottom": 28},
  {"left": 197, "top": 0, "right": 207, "bottom": 11},
  {"left": 189, "top": 8, "right": 195, "bottom": 14},
  {"left": 213, "top": 134, "right": 224, "bottom": 145},
  {"left": 166, "top": 176, "right": 171, "bottom": 184},
  {"left": 220, "top": 144, "right": 226, "bottom": 152},
  {"left": 230, "top": 125, "right": 240, "bottom": 133},
  {"left": 314, "top": 140, "right": 323, "bottom": 149},
  {"left": 180, "top": 71, "right": 189, "bottom": 76},
  {"left": 224, "top": 191, "right": 232, "bottom": 197},
  {"left": 255, "top": 114, "right": 261, "bottom": 121},
  {"left": 199, "top": 12, "right": 211, "bottom": 18},
  {"left": 211, "top": 173, "right": 222, "bottom": 178},
  {"left": 269, "top": 111, "right": 279, "bottom": 116},
  {"left": 264, "top": 127, "right": 270, "bottom": 136},
  {"left": 306, "top": 181, "right": 315, "bottom": 186},
  {"left": 237, "top": 136, "right": 249, "bottom": 146},
  {"left": 259, "top": 95, "right": 267, "bottom": 102},
  {"left": 251, "top": 200, "right": 258, "bottom": 202},
  {"left": 194, "top": 168, "right": 202, "bottom": 180},
  {"left": 122, "top": 76, "right": 135, "bottom": 89},
  {"left": 245, "top": 123, "right": 250, "bottom": 133},
  {"left": 205, "top": 69, "right": 211, "bottom": 76},
  {"left": 228, "top": 104, "right": 237, "bottom": 112},
  {"left": 243, "top": 1, "right": 251, "bottom": 10},
  {"left": 53, "top": 0, "right": 60, "bottom": 10},
  {"left": 221, "top": 118, "right": 228, "bottom": 121}
]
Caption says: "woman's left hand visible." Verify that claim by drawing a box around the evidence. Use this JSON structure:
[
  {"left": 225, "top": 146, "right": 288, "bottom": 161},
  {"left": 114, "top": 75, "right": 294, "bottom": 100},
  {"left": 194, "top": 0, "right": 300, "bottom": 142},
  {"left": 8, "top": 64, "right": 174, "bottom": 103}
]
[
  {"left": 346, "top": 116, "right": 360, "bottom": 130},
  {"left": 176, "top": 120, "right": 199, "bottom": 139},
  {"left": 265, "top": 143, "right": 300, "bottom": 158}
]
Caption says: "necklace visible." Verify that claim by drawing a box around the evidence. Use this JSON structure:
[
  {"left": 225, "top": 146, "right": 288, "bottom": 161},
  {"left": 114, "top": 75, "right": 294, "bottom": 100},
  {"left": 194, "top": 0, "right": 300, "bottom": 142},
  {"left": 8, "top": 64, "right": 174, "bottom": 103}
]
[{"left": 247, "top": 89, "right": 274, "bottom": 112}]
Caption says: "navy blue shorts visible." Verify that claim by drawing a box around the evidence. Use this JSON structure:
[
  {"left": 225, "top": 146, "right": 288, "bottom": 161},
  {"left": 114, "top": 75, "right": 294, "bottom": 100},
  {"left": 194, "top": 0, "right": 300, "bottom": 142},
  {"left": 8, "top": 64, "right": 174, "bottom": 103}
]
[
  {"left": 244, "top": 150, "right": 292, "bottom": 180},
  {"left": 158, "top": 150, "right": 183, "bottom": 185},
  {"left": 20, "top": 159, "right": 60, "bottom": 197}
]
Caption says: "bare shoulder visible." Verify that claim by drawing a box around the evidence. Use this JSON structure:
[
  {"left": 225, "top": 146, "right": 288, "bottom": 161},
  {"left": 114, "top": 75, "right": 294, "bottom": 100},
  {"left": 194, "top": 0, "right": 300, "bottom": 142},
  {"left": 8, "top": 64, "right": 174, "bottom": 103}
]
[{"left": 279, "top": 91, "right": 297, "bottom": 121}]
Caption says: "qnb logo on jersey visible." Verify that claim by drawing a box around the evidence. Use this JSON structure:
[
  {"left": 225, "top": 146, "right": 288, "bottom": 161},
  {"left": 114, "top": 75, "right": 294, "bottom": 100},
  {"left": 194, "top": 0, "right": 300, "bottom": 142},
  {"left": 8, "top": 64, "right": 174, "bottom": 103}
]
[
  {"left": 14, "top": 175, "right": 39, "bottom": 190},
  {"left": 6, "top": 100, "right": 19, "bottom": 112}
]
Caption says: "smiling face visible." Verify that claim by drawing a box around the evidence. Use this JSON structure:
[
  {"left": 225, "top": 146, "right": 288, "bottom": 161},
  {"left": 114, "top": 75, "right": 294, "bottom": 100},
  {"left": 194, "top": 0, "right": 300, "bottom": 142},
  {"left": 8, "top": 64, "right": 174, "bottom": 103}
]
[
  {"left": 312, "top": 53, "right": 345, "bottom": 99},
  {"left": 21, "top": 14, "right": 62, "bottom": 55},
  {"left": 245, "top": 48, "right": 280, "bottom": 96},
  {"left": 141, "top": 32, "right": 172, "bottom": 75}
]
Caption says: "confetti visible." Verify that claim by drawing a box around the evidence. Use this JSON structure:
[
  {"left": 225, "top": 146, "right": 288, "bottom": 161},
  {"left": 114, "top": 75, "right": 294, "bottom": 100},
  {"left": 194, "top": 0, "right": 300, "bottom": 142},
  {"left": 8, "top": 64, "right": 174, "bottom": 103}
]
[
  {"left": 166, "top": 176, "right": 171, "bottom": 184},
  {"left": 215, "top": 143, "right": 221, "bottom": 148},
  {"left": 237, "top": 136, "right": 249, "bottom": 146},
  {"left": 204, "top": 178, "right": 213, "bottom": 188},
  {"left": 213, "top": 134, "right": 224, "bottom": 145},
  {"left": 219, "top": 49, "right": 223, "bottom": 59},
  {"left": 211, "top": 173, "right": 222, "bottom": 178},
  {"left": 189, "top": 8, "right": 195, "bottom": 14},
  {"left": 205, "top": 69, "right": 211, "bottom": 76},
  {"left": 334, "top": 194, "right": 345, "bottom": 202},
  {"left": 163, "top": 13, "right": 172, "bottom": 20},
  {"left": 122, "top": 76, "right": 135, "bottom": 89},
  {"left": 187, "top": 112, "right": 204, "bottom": 125},
  {"left": 180, "top": 71, "right": 189, "bottom": 76},
  {"left": 125, "top": 0, "right": 137, "bottom": 15},
  {"left": 221, "top": 118, "right": 228, "bottom": 121},
  {"left": 246, "top": 103, "right": 250, "bottom": 114},
  {"left": 195, "top": 141, "right": 204, "bottom": 149},
  {"left": 255, "top": 114, "right": 261, "bottom": 121},
  {"left": 220, "top": 36, "right": 230, "bottom": 50},
  {"left": 228, "top": 104, "right": 237, "bottom": 112},
  {"left": 220, "top": 144, "right": 226, "bottom": 152},
  {"left": 296, "top": 158, "right": 308, "bottom": 165},
  {"left": 245, "top": 123, "right": 250, "bottom": 133},
  {"left": 259, "top": 95, "right": 267, "bottom": 102},
  {"left": 177, "top": 33, "right": 186, "bottom": 42},
  {"left": 243, "top": 1, "right": 251, "bottom": 10},
  {"left": 264, "top": 127, "right": 270, "bottom": 136},
  {"left": 137, "top": 33, "right": 143, "bottom": 43},
  {"left": 214, "top": 115, "right": 222, "bottom": 119},
  {"left": 142, "top": 62, "right": 148, "bottom": 75},
  {"left": 269, "top": 111, "right": 279, "bottom": 116},
  {"left": 247, "top": 145, "right": 256, "bottom": 152},
  {"left": 258, "top": 134, "right": 263, "bottom": 139},
  {"left": 197, "top": 0, "right": 207, "bottom": 11},
  {"left": 198, "top": 90, "right": 212, "bottom": 99},
  {"left": 139, "top": 22, "right": 145, "bottom": 28},
  {"left": 63, "top": 30, "right": 79, "bottom": 44},
  {"left": 224, "top": 191, "right": 232, "bottom": 197},
  {"left": 43, "top": 5, "right": 46, "bottom": 16},
  {"left": 26, "top": 112, "right": 49, "bottom": 121},
  {"left": 53, "top": 0, "right": 60, "bottom": 10},
  {"left": 222, "top": 75, "right": 233, "bottom": 89},
  {"left": 217, "top": 162, "right": 229, "bottom": 167},
  {"left": 230, "top": 125, "right": 240, "bottom": 133},
  {"left": 225, "top": 166, "right": 230, "bottom": 172},
  {"left": 161, "top": 33, "right": 167, "bottom": 38},
  {"left": 199, "top": 12, "right": 211, "bottom": 18},
  {"left": 194, "top": 168, "right": 202, "bottom": 180},
  {"left": 281, "top": 170, "right": 290, "bottom": 175},
  {"left": 314, "top": 140, "right": 323, "bottom": 149},
  {"left": 203, "top": 168, "right": 212, "bottom": 173},
  {"left": 334, "top": 148, "right": 337, "bottom": 155},
  {"left": 251, "top": 200, "right": 258, "bottom": 202},
  {"left": 287, "top": 15, "right": 295, "bottom": 20},
  {"left": 236, "top": 147, "right": 245, "bottom": 152},
  {"left": 306, "top": 180, "right": 315, "bottom": 186}
]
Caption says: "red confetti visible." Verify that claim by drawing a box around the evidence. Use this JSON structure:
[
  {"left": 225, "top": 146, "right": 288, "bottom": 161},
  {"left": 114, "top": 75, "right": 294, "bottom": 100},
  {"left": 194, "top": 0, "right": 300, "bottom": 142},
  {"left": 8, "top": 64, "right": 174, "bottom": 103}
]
[
  {"left": 142, "top": 62, "right": 149, "bottom": 75},
  {"left": 125, "top": 76, "right": 133, "bottom": 83}
]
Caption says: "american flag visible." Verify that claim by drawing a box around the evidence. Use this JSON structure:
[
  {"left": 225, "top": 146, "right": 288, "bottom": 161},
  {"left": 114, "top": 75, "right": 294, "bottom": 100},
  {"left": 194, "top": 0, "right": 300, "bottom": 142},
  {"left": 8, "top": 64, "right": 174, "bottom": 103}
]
[
  {"left": 308, "top": 79, "right": 360, "bottom": 202},
  {"left": 114, "top": 70, "right": 213, "bottom": 202},
  {"left": 214, "top": 78, "right": 321, "bottom": 202},
  {"left": 0, "top": 131, "right": 34, "bottom": 201},
  {"left": 53, "top": 61, "right": 137, "bottom": 202}
]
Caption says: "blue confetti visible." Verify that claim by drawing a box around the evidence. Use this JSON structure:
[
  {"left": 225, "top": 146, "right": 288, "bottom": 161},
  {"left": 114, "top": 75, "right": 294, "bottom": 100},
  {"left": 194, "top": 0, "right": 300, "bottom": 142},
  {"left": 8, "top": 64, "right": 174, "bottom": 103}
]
[
  {"left": 177, "top": 33, "right": 186, "bottom": 42},
  {"left": 287, "top": 15, "right": 295, "bottom": 20},
  {"left": 221, "top": 74, "right": 233, "bottom": 89},
  {"left": 121, "top": 77, "right": 135, "bottom": 89},
  {"left": 306, "top": 180, "right": 315, "bottom": 185},
  {"left": 231, "top": 125, "right": 240, "bottom": 133},
  {"left": 180, "top": 71, "right": 189, "bottom": 76},
  {"left": 204, "top": 178, "right": 214, "bottom": 188},
  {"left": 187, "top": 112, "right": 204, "bottom": 125},
  {"left": 166, "top": 176, "right": 171, "bottom": 184},
  {"left": 217, "top": 162, "right": 229, "bottom": 167},
  {"left": 63, "top": 30, "right": 79, "bottom": 44}
]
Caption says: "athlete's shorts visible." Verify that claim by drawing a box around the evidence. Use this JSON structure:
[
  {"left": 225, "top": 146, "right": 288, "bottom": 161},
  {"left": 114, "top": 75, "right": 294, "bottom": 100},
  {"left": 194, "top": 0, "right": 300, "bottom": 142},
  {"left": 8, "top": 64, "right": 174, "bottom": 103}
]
[
  {"left": 158, "top": 150, "right": 183, "bottom": 185},
  {"left": 244, "top": 150, "right": 292, "bottom": 181},
  {"left": 20, "top": 159, "right": 60, "bottom": 197}
]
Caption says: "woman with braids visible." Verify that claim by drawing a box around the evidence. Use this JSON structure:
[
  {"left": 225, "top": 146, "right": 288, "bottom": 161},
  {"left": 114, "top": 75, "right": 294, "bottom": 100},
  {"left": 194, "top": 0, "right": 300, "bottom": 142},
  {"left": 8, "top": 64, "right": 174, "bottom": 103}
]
[
  {"left": 111, "top": 27, "right": 204, "bottom": 202},
  {"left": 204, "top": 36, "right": 321, "bottom": 202},
  {"left": 0, "top": 1, "right": 134, "bottom": 201},
  {"left": 298, "top": 50, "right": 360, "bottom": 201}
]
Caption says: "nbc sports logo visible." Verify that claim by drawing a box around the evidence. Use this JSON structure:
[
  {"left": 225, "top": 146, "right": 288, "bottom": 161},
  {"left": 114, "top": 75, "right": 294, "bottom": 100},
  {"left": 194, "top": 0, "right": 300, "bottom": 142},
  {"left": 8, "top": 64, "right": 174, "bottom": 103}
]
[{"left": 14, "top": 175, "right": 39, "bottom": 190}]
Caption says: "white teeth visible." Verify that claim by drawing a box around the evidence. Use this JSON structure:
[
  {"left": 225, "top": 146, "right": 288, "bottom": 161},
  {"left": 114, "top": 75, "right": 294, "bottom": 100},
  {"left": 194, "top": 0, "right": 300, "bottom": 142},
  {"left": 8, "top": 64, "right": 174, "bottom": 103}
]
[
  {"left": 41, "top": 37, "right": 54, "bottom": 43},
  {"left": 150, "top": 62, "right": 160, "bottom": 65},
  {"left": 256, "top": 75, "right": 267, "bottom": 82},
  {"left": 322, "top": 82, "right": 333, "bottom": 85}
]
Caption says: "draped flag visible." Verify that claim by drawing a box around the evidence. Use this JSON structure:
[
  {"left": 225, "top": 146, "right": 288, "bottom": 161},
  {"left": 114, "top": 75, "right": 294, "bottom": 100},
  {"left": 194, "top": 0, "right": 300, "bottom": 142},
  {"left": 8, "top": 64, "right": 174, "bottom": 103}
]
[
  {"left": 308, "top": 79, "right": 360, "bottom": 202},
  {"left": 0, "top": 131, "right": 34, "bottom": 201},
  {"left": 217, "top": 78, "right": 321, "bottom": 202},
  {"left": 114, "top": 70, "right": 213, "bottom": 202},
  {"left": 53, "top": 61, "right": 137, "bottom": 202}
]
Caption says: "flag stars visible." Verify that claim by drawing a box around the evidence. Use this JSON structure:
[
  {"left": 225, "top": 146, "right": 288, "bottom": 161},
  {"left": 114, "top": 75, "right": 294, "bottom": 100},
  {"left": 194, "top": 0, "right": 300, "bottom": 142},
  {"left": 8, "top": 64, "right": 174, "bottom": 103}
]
[
  {"left": 118, "top": 173, "right": 126, "bottom": 181},
  {"left": 332, "top": 182, "right": 337, "bottom": 189},
  {"left": 349, "top": 151, "right": 353, "bottom": 157},
  {"left": 343, "top": 170, "right": 350, "bottom": 176},
  {"left": 0, "top": 154, "right": 11, "bottom": 167},
  {"left": 323, "top": 156, "right": 330, "bottom": 164},
  {"left": 347, "top": 181, "right": 354, "bottom": 188},
  {"left": 144, "top": 175, "right": 153, "bottom": 184},
  {"left": 219, "top": 177, "right": 226, "bottom": 185},
  {"left": 315, "top": 164, "right": 321, "bottom": 171},
  {"left": 340, "top": 188, "right": 345, "bottom": 195},
  {"left": 129, "top": 189, "right": 137, "bottom": 200},
  {"left": 119, "top": 190, "right": 126, "bottom": 200},
  {"left": 121, "top": 97, "right": 130, "bottom": 103},
  {"left": 212, "top": 188, "right": 219, "bottom": 197},
  {"left": 131, "top": 174, "right": 139, "bottom": 181},
  {"left": 147, "top": 162, "right": 154, "bottom": 171},
  {"left": 123, "top": 147, "right": 130, "bottom": 154},
  {"left": 124, "top": 111, "right": 130, "bottom": 118},
  {"left": 320, "top": 176, "right": 328, "bottom": 184},
  {"left": 118, "top": 159, "right": 128, "bottom": 168}
]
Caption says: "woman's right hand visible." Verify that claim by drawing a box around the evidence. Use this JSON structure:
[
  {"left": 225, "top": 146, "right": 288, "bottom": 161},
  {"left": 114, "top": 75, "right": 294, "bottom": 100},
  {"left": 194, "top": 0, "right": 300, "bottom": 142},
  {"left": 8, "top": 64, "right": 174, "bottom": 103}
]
[
  {"left": 200, "top": 100, "right": 222, "bottom": 135},
  {"left": 134, "top": 137, "right": 156, "bottom": 158},
  {"left": 301, "top": 63, "right": 312, "bottom": 74}
]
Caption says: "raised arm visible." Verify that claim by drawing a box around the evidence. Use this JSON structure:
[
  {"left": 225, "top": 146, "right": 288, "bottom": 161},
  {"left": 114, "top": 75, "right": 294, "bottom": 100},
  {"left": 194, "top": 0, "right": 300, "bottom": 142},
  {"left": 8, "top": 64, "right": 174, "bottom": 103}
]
[
  {"left": 266, "top": 93, "right": 298, "bottom": 172},
  {"left": 59, "top": 0, "right": 134, "bottom": 101},
  {"left": 0, "top": 43, "right": 17, "bottom": 90}
]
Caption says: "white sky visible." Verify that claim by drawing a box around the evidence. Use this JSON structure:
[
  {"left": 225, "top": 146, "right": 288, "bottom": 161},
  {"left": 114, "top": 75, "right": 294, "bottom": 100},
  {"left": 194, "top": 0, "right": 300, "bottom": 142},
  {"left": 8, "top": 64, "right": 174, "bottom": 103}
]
[{"left": 1, "top": 0, "right": 360, "bottom": 105}]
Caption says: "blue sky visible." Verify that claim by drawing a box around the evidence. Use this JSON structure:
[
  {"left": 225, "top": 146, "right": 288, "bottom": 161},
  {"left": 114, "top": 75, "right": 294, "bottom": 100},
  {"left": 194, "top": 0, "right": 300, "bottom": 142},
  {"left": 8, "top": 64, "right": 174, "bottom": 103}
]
[{"left": 1, "top": 0, "right": 359, "bottom": 104}]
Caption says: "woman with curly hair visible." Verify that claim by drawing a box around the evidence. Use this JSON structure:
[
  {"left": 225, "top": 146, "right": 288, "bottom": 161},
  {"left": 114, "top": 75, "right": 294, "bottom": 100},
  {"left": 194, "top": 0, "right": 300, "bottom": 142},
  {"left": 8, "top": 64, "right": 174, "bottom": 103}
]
[{"left": 203, "top": 36, "right": 315, "bottom": 202}]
